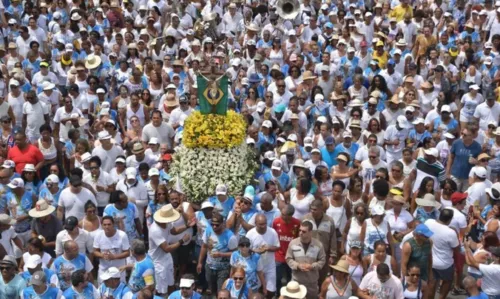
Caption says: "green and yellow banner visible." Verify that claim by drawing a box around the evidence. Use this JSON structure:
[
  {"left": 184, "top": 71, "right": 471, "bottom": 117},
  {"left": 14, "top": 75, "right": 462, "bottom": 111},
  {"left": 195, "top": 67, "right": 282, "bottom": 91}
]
[{"left": 197, "top": 75, "right": 228, "bottom": 116}]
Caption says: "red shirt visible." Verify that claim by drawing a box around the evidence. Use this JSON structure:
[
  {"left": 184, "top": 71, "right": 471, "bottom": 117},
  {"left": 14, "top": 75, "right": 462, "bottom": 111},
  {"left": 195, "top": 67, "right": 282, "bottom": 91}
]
[
  {"left": 272, "top": 216, "right": 301, "bottom": 263},
  {"left": 7, "top": 144, "right": 44, "bottom": 174}
]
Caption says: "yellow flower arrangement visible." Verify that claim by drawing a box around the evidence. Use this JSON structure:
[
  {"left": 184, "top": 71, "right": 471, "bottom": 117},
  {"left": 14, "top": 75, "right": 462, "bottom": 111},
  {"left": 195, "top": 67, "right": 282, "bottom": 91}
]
[{"left": 183, "top": 111, "right": 247, "bottom": 148}]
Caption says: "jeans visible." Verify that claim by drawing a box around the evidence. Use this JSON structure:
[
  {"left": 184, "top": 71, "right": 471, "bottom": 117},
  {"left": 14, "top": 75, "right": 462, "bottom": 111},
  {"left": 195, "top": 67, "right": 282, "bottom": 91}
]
[
  {"left": 276, "top": 262, "right": 291, "bottom": 296},
  {"left": 205, "top": 263, "right": 230, "bottom": 294},
  {"left": 194, "top": 245, "right": 207, "bottom": 290}
]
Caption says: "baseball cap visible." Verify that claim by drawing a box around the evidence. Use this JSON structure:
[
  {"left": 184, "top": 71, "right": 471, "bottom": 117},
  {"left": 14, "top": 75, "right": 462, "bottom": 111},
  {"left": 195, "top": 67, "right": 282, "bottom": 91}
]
[
  {"left": 396, "top": 115, "right": 410, "bottom": 129},
  {"left": 311, "top": 148, "right": 321, "bottom": 154},
  {"left": 423, "top": 148, "right": 439, "bottom": 157},
  {"left": 272, "top": 159, "right": 283, "bottom": 170},
  {"left": 450, "top": 192, "right": 468, "bottom": 205},
  {"left": 474, "top": 166, "right": 488, "bottom": 179},
  {"left": 215, "top": 184, "right": 227, "bottom": 195},
  {"left": 30, "top": 270, "right": 46, "bottom": 286},
  {"left": 8, "top": 178, "right": 24, "bottom": 189},
  {"left": 64, "top": 216, "right": 79, "bottom": 230},
  {"left": 116, "top": 157, "right": 126, "bottom": 164},
  {"left": 26, "top": 254, "right": 42, "bottom": 269},
  {"left": 304, "top": 137, "right": 313, "bottom": 148},
  {"left": 98, "top": 131, "right": 112, "bottom": 140},
  {"left": 126, "top": 167, "right": 137, "bottom": 180},
  {"left": 440, "top": 105, "right": 451, "bottom": 113},
  {"left": 325, "top": 136, "right": 335, "bottom": 145},
  {"left": 371, "top": 205, "right": 385, "bottom": 216},
  {"left": 414, "top": 223, "right": 433, "bottom": 238},
  {"left": 148, "top": 168, "right": 159, "bottom": 177},
  {"left": 101, "top": 267, "right": 121, "bottom": 280},
  {"left": 412, "top": 117, "right": 424, "bottom": 125},
  {"left": 262, "top": 120, "right": 273, "bottom": 128},
  {"left": 317, "top": 116, "right": 328, "bottom": 123},
  {"left": 201, "top": 201, "right": 214, "bottom": 210},
  {"left": 162, "top": 154, "right": 172, "bottom": 161},
  {"left": 256, "top": 101, "right": 266, "bottom": 113},
  {"left": 2, "top": 160, "right": 15, "bottom": 169}
]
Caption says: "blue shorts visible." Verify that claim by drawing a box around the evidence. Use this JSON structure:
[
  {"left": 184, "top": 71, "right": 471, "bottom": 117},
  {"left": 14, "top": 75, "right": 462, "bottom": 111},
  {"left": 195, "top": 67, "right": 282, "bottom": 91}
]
[{"left": 432, "top": 265, "right": 454, "bottom": 282}]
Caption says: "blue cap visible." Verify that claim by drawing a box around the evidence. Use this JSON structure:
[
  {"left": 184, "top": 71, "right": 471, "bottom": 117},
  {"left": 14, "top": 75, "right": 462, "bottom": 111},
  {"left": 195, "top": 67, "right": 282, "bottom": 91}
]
[
  {"left": 274, "top": 104, "right": 286, "bottom": 113},
  {"left": 325, "top": 136, "right": 335, "bottom": 145},
  {"left": 387, "top": 59, "right": 395, "bottom": 65},
  {"left": 325, "top": 22, "right": 334, "bottom": 29},
  {"left": 244, "top": 185, "right": 255, "bottom": 196},
  {"left": 414, "top": 224, "right": 433, "bottom": 238}
]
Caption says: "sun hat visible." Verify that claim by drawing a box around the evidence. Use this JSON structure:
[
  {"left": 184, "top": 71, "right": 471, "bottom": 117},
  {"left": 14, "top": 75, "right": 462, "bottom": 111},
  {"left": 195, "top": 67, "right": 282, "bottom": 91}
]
[
  {"left": 349, "top": 120, "right": 362, "bottom": 129},
  {"left": 330, "top": 260, "right": 350, "bottom": 274},
  {"left": 25, "top": 254, "right": 42, "bottom": 269},
  {"left": 248, "top": 73, "right": 261, "bottom": 83},
  {"left": 486, "top": 182, "right": 500, "bottom": 200},
  {"left": 153, "top": 204, "right": 181, "bottom": 223},
  {"left": 302, "top": 71, "right": 316, "bottom": 80},
  {"left": 280, "top": 281, "right": 307, "bottom": 299},
  {"left": 0, "top": 214, "right": 15, "bottom": 225},
  {"left": 101, "top": 267, "right": 121, "bottom": 281},
  {"left": 131, "top": 143, "right": 145, "bottom": 154},
  {"left": 8, "top": 178, "right": 24, "bottom": 189},
  {"left": 392, "top": 195, "right": 406, "bottom": 205},
  {"left": 85, "top": 54, "right": 101, "bottom": 69},
  {"left": 29, "top": 200, "right": 56, "bottom": 218},
  {"left": 416, "top": 193, "right": 441, "bottom": 209},
  {"left": 23, "top": 164, "right": 36, "bottom": 172},
  {"left": 414, "top": 223, "right": 433, "bottom": 238}
]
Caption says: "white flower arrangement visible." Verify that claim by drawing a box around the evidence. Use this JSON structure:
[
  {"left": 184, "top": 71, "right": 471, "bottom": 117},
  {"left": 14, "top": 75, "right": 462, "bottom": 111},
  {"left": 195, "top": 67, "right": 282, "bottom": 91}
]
[{"left": 170, "top": 143, "right": 258, "bottom": 203}]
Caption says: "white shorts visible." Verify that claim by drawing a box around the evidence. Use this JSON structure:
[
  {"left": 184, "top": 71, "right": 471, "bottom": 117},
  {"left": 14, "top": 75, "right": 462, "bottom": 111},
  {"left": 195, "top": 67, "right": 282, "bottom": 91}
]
[
  {"left": 264, "top": 267, "right": 277, "bottom": 292},
  {"left": 154, "top": 253, "right": 174, "bottom": 293}
]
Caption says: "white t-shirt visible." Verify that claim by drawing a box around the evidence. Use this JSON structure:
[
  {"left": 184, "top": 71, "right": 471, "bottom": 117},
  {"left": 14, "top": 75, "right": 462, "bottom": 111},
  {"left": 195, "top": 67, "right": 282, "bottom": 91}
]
[
  {"left": 425, "top": 219, "right": 459, "bottom": 269},
  {"left": 23, "top": 101, "right": 49, "bottom": 138},
  {"left": 446, "top": 207, "right": 467, "bottom": 235},
  {"left": 92, "top": 229, "right": 130, "bottom": 270},
  {"left": 466, "top": 180, "right": 492, "bottom": 209},
  {"left": 58, "top": 188, "right": 97, "bottom": 221},
  {"left": 83, "top": 171, "right": 114, "bottom": 207},
  {"left": 91, "top": 145, "right": 125, "bottom": 173},
  {"left": 245, "top": 227, "right": 280, "bottom": 269},
  {"left": 479, "top": 264, "right": 500, "bottom": 296},
  {"left": 360, "top": 159, "right": 388, "bottom": 182},
  {"left": 148, "top": 222, "right": 171, "bottom": 262},
  {"left": 142, "top": 123, "right": 175, "bottom": 149},
  {"left": 0, "top": 227, "right": 17, "bottom": 256}
]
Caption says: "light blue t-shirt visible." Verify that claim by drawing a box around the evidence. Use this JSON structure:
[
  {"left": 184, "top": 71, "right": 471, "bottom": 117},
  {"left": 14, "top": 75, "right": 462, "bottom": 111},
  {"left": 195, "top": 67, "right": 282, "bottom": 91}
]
[
  {"left": 62, "top": 283, "right": 97, "bottom": 299},
  {"left": 39, "top": 187, "right": 62, "bottom": 208},
  {"left": 21, "top": 285, "right": 61, "bottom": 299},
  {"left": 98, "top": 282, "right": 132, "bottom": 299},
  {"left": 230, "top": 251, "right": 263, "bottom": 291},
  {"left": 0, "top": 274, "right": 26, "bottom": 299},
  {"left": 51, "top": 253, "right": 91, "bottom": 291},
  {"left": 6, "top": 190, "right": 33, "bottom": 233},
  {"left": 208, "top": 195, "right": 235, "bottom": 219},
  {"left": 225, "top": 278, "right": 250, "bottom": 299},
  {"left": 103, "top": 202, "right": 140, "bottom": 240},
  {"left": 128, "top": 255, "right": 155, "bottom": 293},
  {"left": 168, "top": 290, "right": 203, "bottom": 299},
  {"left": 203, "top": 228, "right": 238, "bottom": 270}
]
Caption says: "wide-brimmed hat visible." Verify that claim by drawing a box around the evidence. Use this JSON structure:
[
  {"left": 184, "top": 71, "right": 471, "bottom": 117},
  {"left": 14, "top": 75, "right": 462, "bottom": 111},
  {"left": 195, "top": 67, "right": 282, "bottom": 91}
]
[
  {"left": 131, "top": 143, "right": 145, "bottom": 154},
  {"left": 302, "top": 71, "right": 316, "bottom": 80},
  {"left": 392, "top": 195, "right": 406, "bottom": 205},
  {"left": 165, "top": 97, "right": 179, "bottom": 107},
  {"left": 416, "top": 193, "right": 441, "bottom": 209},
  {"left": 0, "top": 214, "right": 15, "bottom": 225},
  {"left": 85, "top": 54, "right": 102, "bottom": 69},
  {"left": 246, "top": 23, "right": 260, "bottom": 31},
  {"left": 280, "top": 281, "right": 307, "bottom": 299},
  {"left": 330, "top": 260, "right": 350, "bottom": 274},
  {"left": 420, "top": 81, "right": 432, "bottom": 89},
  {"left": 153, "top": 204, "right": 180, "bottom": 223},
  {"left": 248, "top": 73, "right": 261, "bottom": 83},
  {"left": 29, "top": 200, "right": 56, "bottom": 218}
]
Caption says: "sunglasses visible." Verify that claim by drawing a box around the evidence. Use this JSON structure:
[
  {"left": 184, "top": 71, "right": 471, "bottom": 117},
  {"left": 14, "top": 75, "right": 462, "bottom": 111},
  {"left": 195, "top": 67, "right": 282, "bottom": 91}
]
[
  {"left": 89, "top": 166, "right": 99, "bottom": 170},
  {"left": 369, "top": 156, "right": 377, "bottom": 159},
  {"left": 239, "top": 243, "right": 250, "bottom": 248},
  {"left": 0, "top": 266, "right": 11, "bottom": 271},
  {"left": 211, "top": 223, "right": 221, "bottom": 227},
  {"left": 157, "top": 192, "right": 166, "bottom": 196},
  {"left": 233, "top": 277, "right": 245, "bottom": 281},
  {"left": 480, "top": 159, "right": 489, "bottom": 162}
]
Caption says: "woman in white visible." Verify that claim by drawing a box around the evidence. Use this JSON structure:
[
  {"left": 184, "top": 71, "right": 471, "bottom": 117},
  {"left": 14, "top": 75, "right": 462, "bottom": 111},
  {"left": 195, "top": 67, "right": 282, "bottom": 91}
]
[
  {"left": 284, "top": 65, "right": 302, "bottom": 93},
  {"left": 417, "top": 81, "right": 436, "bottom": 116},
  {"left": 326, "top": 180, "right": 351, "bottom": 238},
  {"left": 319, "top": 260, "right": 359, "bottom": 299},
  {"left": 342, "top": 202, "right": 368, "bottom": 254},
  {"left": 287, "top": 177, "right": 315, "bottom": 220},
  {"left": 268, "top": 37, "right": 285, "bottom": 66},
  {"left": 363, "top": 240, "right": 398, "bottom": 275},
  {"left": 79, "top": 200, "right": 102, "bottom": 240},
  {"left": 359, "top": 205, "right": 395, "bottom": 256},
  {"left": 385, "top": 195, "right": 413, "bottom": 263},
  {"left": 460, "top": 84, "right": 484, "bottom": 129},
  {"left": 314, "top": 165, "right": 334, "bottom": 198}
]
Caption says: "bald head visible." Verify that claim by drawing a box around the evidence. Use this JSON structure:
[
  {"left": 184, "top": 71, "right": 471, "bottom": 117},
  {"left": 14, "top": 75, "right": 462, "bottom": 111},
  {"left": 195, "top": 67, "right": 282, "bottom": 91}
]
[{"left": 218, "top": 289, "right": 230, "bottom": 298}]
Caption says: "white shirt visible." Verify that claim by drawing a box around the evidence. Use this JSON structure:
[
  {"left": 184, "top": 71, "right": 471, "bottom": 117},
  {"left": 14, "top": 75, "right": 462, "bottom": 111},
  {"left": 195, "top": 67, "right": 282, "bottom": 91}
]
[
  {"left": 245, "top": 227, "right": 280, "bottom": 269},
  {"left": 473, "top": 102, "right": 500, "bottom": 131},
  {"left": 425, "top": 219, "right": 459, "bottom": 269},
  {"left": 445, "top": 206, "right": 467, "bottom": 235},
  {"left": 148, "top": 222, "right": 172, "bottom": 262},
  {"left": 91, "top": 145, "right": 124, "bottom": 173},
  {"left": 466, "top": 180, "right": 492, "bottom": 210},
  {"left": 93, "top": 229, "right": 130, "bottom": 270},
  {"left": 55, "top": 228, "right": 94, "bottom": 256},
  {"left": 142, "top": 122, "right": 175, "bottom": 149},
  {"left": 83, "top": 171, "right": 113, "bottom": 207},
  {"left": 23, "top": 101, "right": 49, "bottom": 138},
  {"left": 384, "top": 125, "right": 409, "bottom": 154},
  {"left": 0, "top": 227, "right": 17, "bottom": 256},
  {"left": 58, "top": 188, "right": 97, "bottom": 221},
  {"left": 479, "top": 264, "right": 500, "bottom": 296}
]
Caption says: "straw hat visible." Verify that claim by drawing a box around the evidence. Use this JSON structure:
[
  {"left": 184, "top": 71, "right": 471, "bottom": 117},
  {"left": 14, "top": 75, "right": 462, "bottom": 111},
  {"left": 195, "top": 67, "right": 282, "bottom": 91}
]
[
  {"left": 387, "top": 96, "right": 401, "bottom": 105},
  {"left": 131, "top": 143, "right": 145, "bottom": 154},
  {"left": 85, "top": 54, "right": 102, "bottom": 69},
  {"left": 153, "top": 204, "right": 181, "bottom": 223},
  {"left": 280, "top": 281, "right": 307, "bottom": 299},
  {"left": 246, "top": 23, "right": 260, "bottom": 31},
  {"left": 420, "top": 81, "right": 432, "bottom": 89},
  {"left": 392, "top": 195, "right": 406, "bottom": 205},
  {"left": 330, "top": 260, "right": 350, "bottom": 274},
  {"left": 302, "top": 71, "right": 316, "bottom": 81},
  {"left": 29, "top": 200, "right": 56, "bottom": 218},
  {"left": 416, "top": 193, "right": 441, "bottom": 209},
  {"left": 165, "top": 97, "right": 179, "bottom": 107}
]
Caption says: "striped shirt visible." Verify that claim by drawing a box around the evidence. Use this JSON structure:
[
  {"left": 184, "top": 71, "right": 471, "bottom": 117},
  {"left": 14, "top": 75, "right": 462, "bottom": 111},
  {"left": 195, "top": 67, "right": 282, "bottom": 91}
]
[{"left": 413, "top": 157, "right": 446, "bottom": 192}]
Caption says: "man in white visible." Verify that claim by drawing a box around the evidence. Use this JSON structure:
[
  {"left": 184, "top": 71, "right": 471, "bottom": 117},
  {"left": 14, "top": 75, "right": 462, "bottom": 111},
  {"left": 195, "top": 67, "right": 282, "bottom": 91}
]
[
  {"left": 93, "top": 216, "right": 130, "bottom": 284},
  {"left": 168, "top": 95, "right": 193, "bottom": 130},
  {"left": 148, "top": 204, "right": 190, "bottom": 297},
  {"left": 22, "top": 90, "right": 49, "bottom": 143},
  {"left": 83, "top": 156, "right": 114, "bottom": 215},
  {"left": 55, "top": 216, "right": 93, "bottom": 256},
  {"left": 246, "top": 214, "right": 280, "bottom": 297},
  {"left": 425, "top": 209, "right": 460, "bottom": 299},
  {"left": 115, "top": 167, "right": 148, "bottom": 223},
  {"left": 92, "top": 131, "right": 124, "bottom": 173},
  {"left": 473, "top": 97, "right": 500, "bottom": 131},
  {"left": 57, "top": 175, "right": 97, "bottom": 221},
  {"left": 466, "top": 166, "right": 492, "bottom": 209},
  {"left": 384, "top": 115, "right": 410, "bottom": 164},
  {"left": 360, "top": 146, "right": 387, "bottom": 182},
  {"left": 0, "top": 214, "right": 23, "bottom": 257},
  {"left": 142, "top": 110, "right": 175, "bottom": 149}
]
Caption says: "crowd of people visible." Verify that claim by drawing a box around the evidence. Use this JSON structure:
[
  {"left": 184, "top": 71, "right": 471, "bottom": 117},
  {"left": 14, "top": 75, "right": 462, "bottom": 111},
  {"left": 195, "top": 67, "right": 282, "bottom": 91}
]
[{"left": 0, "top": 0, "right": 500, "bottom": 298}]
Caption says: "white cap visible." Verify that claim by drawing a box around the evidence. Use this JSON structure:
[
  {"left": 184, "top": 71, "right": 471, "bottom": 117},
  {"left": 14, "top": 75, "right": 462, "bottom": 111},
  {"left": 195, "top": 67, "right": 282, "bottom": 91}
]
[
  {"left": 148, "top": 168, "right": 159, "bottom": 177},
  {"left": 288, "top": 134, "right": 298, "bottom": 142},
  {"left": 371, "top": 205, "right": 385, "bottom": 216},
  {"left": 96, "top": 88, "right": 106, "bottom": 94},
  {"left": 116, "top": 157, "right": 126, "bottom": 164},
  {"left": 424, "top": 148, "right": 439, "bottom": 157},
  {"left": 8, "top": 19, "right": 17, "bottom": 25},
  {"left": 470, "top": 84, "right": 480, "bottom": 90},
  {"left": 26, "top": 254, "right": 42, "bottom": 269},
  {"left": 304, "top": 137, "right": 313, "bottom": 147},
  {"left": 42, "top": 81, "right": 55, "bottom": 91},
  {"left": 287, "top": 29, "right": 296, "bottom": 36},
  {"left": 256, "top": 101, "right": 266, "bottom": 112},
  {"left": 215, "top": 184, "right": 227, "bottom": 195},
  {"left": 311, "top": 148, "right": 321, "bottom": 154},
  {"left": 444, "top": 132, "right": 455, "bottom": 139},
  {"left": 8, "top": 178, "right": 24, "bottom": 189},
  {"left": 80, "top": 152, "right": 92, "bottom": 163},
  {"left": 46, "top": 174, "right": 60, "bottom": 184},
  {"left": 396, "top": 115, "right": 410, "bottom": 129},
  {"left": 405, "top": 106, "right": 415, "bottom": 113},
  {"left": 9, "top": 79, "right": 19, "bottom": 87},
  {"left": 412, "top": 117, "right": 424, "bottom": 125},
  {"left": 180, "top": 278, "right": 195, "bottom": 288},
  {"left": 474, "top": 166, "right": 488, "bottom": 179},
  {"left": 441, "top": 105, "right": 451, "bottom": 113},
  {"left": 2, "top": 160, "right": 14, "bottom": 169},
  {"left": 343, "top": 131, "right": 352, "bottom": 138},
  {"left": 148, "top": 137, "right": 159, "bottom": 145},
  {"left": 98, "top": 131, "right": 112, "bottom": 140},
  {"left": 101, "top": 267, "right": 121, "bottom": 280},
  {"left": 262, "top": 120, "right": 272, "bottom": 128},
  {"left": 246, "top": 137, "right": 256, "bottom": 145},
  {"left": 347, "top": 47, "right": 356, "bottom": 53},
  {"left": 201, "top": 201, "right": 214, "bottom": 209},
  {"left": 271, "top": 159, "right": 282, "bottom": 170},
  {"left": 317, "top": 116, "right": 327, "bottom": 123},
  {"left": 314, "top": 94, "right": 324, "bottom": 101},
  {"left": 126, "top": 167, "right": 137, "bottom": 180}
]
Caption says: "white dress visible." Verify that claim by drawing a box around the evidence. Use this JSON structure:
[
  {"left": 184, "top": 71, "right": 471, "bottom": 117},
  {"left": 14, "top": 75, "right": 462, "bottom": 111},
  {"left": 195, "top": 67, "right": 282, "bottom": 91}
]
[{"left": 290, "top": 188, "right": 314, "bottom": 220}]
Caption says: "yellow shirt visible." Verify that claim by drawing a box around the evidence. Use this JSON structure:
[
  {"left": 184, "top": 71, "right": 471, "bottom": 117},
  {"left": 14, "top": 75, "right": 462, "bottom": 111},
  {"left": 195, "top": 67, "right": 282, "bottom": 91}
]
[
  {"left": 390, "top": 5, "right": 413, "bottom": 22},
  {"left": 373, "top": 51, "right": 389, "bottom": 69}
]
